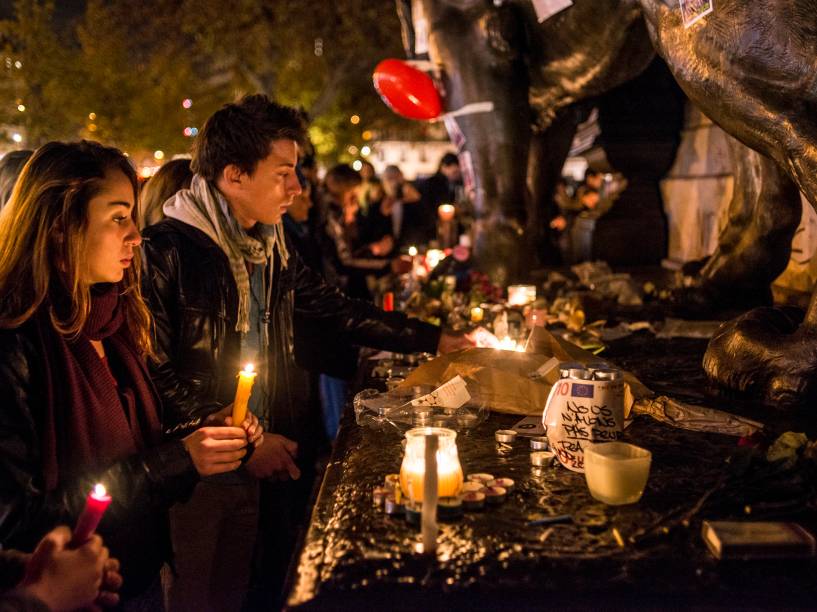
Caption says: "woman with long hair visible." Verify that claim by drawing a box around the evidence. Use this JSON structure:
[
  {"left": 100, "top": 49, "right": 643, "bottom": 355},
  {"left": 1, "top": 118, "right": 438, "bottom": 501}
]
[
  {"left": 0, "top": 141, "right": 261, "bottom": 607},
  {"left": 139, "top": 158, "right": 193, "bottom": 229}
]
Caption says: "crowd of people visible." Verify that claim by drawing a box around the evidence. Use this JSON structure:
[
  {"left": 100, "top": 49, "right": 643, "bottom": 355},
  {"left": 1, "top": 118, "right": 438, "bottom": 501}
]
[{"left": 0, "top": 95, "right": 474, "bottom": 611}]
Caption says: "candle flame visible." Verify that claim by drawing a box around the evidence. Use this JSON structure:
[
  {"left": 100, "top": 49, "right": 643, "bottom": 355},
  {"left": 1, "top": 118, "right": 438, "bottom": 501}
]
[
  {"left": 408, "top": 246, "right": 418, "bottom": 257},
  {"left": 93, "top": 483, "right": 107, "bottom": 497},
  {"left": 243, "top": 363, "right": 255, "bottom": 374}
]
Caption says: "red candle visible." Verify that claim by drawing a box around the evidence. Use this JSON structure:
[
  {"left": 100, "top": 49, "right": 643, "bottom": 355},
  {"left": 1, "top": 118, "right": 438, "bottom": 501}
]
[
  {"left": 70, "top": 483, "right": 112, "bottom": 547},
  {"left": 382, "top": 292, "right": 394, "bottom": 312}
]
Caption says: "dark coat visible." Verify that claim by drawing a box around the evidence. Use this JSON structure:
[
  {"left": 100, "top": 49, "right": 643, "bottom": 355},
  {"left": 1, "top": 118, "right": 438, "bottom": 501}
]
[
  {"left": 141, "top": 218, "right": 440, "bottom": 438},
  {"left": 0, "top": 322, "right": 198, "bottom": 598}
]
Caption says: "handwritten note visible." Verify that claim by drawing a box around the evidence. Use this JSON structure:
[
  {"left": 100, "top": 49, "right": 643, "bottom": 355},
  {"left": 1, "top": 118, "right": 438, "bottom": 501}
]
[
  {"left": 544, "top": 379, "right": 624, "bottom": 472},
  {"left": 411, "top": 375, "right": 471, "bottom": 409}
]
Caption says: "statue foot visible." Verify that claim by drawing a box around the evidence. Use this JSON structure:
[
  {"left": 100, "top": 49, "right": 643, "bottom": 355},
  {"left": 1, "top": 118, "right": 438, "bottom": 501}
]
[
  {"left": 703, "top": 306, "right": 817, "bottom": 408},
  {"left": 669, "top": 282, "right": 773, "bottom": 320}
]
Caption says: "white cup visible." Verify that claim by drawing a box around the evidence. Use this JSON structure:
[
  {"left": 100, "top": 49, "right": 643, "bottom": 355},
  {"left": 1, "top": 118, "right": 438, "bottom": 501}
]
[{"left": 584, "top": 442, "right": 651, "bottom": 505}]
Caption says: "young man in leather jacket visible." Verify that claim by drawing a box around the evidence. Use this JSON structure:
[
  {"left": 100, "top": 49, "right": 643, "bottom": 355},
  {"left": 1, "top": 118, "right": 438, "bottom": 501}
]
[{"left": 142, "top": 94, "right": 473, "bottom": 610}]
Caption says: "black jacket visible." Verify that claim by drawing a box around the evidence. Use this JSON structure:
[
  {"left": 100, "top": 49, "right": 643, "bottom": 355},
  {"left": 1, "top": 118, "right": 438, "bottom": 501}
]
[
  {"left": 141, "top": 218, "right": 440, "bottom": 437},
  {"left": 0, "top": 323, "right": 198, "bottom": 598}
]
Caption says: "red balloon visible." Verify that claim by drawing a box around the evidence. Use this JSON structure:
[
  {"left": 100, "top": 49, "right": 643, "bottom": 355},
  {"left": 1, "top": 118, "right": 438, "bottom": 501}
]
[{"left": 373, "top": 59, "right": 442, "bottom": 121}]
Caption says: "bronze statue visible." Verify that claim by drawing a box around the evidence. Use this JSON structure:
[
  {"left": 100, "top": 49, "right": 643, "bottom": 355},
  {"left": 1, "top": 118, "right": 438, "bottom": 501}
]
[{"left": 397, "top": 0, "right": 817, "bottom": 407}]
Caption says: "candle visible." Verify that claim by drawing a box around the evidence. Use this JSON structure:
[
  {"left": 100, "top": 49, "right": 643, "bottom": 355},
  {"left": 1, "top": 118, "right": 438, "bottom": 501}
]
[
  {"left": 70, "top": 483, "right": 112, "bottom": 547},
  {"left": 382, "top": 292, "right": 394, "bottom": 312},
  {"left": 470, "top": 306, "right": 484, "bottom": 323},
  {"left": 437, "top": 203, "right": 456, "bottom": 222},
  {"left": 408, "top": 245, "right": 418, "bottom": 257},
  {"left": 400, "top": 427, "right": 463, "bottom": 502},
  {"left": 232, "top": 363, "right": 257, "bottom": 426}
]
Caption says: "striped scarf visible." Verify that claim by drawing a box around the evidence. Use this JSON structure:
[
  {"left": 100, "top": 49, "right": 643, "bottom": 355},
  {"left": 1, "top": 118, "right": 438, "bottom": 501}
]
[{"left": 163, "top": 174, "right": 289, "bottom": 334}]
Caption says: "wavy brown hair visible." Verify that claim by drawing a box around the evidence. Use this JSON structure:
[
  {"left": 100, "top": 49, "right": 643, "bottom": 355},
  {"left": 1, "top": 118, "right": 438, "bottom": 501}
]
[
  {"left": 0, "top": 140, "right": 153, "bottom": 356},
  {"left": 139, "top": 157, "right": 192, "bottom": 229}
]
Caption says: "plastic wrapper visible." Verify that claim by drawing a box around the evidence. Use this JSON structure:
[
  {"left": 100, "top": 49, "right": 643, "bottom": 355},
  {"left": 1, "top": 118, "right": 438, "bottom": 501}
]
[{"left": 353, "top": 377, "right": 488, "bottom": 433}]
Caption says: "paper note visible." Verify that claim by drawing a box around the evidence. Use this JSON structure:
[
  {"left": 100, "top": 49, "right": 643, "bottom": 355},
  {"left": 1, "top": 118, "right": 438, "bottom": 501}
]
[
  {"left": 411, "top": 375, "right": 471, "bottom": 409},
  {"left": 679, "top": 0, "right": 713, "bottom": 28},
  {"left": 531, "top": 0, "right": 573, "bottom": 23},
  {"left": 412, "top": 0, "right": 430, "bottom": 55},
  {"left": 443, "top": 116, "right": 466, "bottom": 151}
]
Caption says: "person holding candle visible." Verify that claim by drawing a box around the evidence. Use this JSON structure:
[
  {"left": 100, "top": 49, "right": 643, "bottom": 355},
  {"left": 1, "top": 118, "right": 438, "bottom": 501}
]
[
  {"left": 0, "top": 141, "right": 262, "bottom": 609},
  {"left": 1, "top": 526, "right": 121, "bottom": 611},
  {"left": 141, "top": 94, "right": 478, "bottom": 609}
]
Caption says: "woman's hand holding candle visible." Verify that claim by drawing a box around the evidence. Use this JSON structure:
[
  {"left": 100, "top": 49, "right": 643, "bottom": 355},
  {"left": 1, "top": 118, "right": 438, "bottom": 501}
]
[
  {"left": 20, "top": 526, "right": 112, "bottom": 612},
  {"left": 183, "top": 426, "right": 248, "bottom": 476}
]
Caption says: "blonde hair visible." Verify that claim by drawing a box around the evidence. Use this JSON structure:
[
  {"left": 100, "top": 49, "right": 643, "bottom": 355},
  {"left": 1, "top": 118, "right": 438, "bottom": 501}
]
[{"left": 0, "top": 141, "right": 153, "bottom": 356}]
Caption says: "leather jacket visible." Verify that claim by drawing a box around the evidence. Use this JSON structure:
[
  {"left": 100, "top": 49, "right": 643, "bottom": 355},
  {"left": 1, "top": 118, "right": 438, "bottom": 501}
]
[
  {"left": 0, "top": 322, "right": 198, "bottom": 598},
  {"left": 141, "top": 218, "right": 440, "bottom": 435}
]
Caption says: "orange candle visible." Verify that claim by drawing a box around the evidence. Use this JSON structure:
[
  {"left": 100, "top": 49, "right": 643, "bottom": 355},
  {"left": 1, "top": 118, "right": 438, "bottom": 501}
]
[{"left": 232, "top": 363, "right": 257, "bottom": 426}]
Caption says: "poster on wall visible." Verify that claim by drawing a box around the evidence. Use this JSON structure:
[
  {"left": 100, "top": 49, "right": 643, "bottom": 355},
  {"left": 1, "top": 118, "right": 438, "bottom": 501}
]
[
  {"left": 531, "top": 0, "right": 573, "bottom": 23},
  {"left": 679, "top": 0, "right": 714, "bottom": 28}
]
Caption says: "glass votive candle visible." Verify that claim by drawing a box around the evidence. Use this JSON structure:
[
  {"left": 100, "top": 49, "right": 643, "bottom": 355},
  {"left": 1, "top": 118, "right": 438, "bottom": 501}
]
[
  {"left": 437, "top": 203, "right": 456, "bottom": 222},
  {"left": 400, "top": 427, "right": 464, "bottom": 503},
  {"left": 583, "top": 442, "right": 651, "bottom": 505}
]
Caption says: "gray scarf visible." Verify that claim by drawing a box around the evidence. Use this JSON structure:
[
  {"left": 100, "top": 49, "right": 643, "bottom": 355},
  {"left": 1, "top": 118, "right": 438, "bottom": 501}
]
[{"left": 163, "top": 174, "right": 289, "bottom": 338}]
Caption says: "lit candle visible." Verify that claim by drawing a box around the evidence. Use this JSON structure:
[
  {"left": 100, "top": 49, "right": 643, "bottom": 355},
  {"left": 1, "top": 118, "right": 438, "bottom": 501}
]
[
  {"left": 400, "top": 427, "right": 463, "bottom": 502},
  {"left": 232, "top": 363, "right": 257, "bottom": 426},
  {"left": 437, "top": 203, "right": 456, "bottom": 222},
  {"left": 70, "top": 483, "right": 112, "bottom": 547},
  {"left": 408, "top": 245, "right": 418, "bottom": 257},
  {"left": 470, "top": 306, "right": 484, "bottom": 323}
]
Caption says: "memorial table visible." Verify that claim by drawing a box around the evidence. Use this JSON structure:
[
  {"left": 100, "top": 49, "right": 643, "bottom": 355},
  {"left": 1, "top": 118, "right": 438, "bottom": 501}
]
[{"left": 284, "top": 336, "right": 817, "bottom": 610}]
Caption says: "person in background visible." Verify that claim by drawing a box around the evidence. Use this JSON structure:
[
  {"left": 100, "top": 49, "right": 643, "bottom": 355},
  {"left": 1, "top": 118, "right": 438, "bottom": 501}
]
[
  {"left": 1, "top": 527, "right": 121, "bottom": 611},
  {"left": 0, "top": 141, "right": 260, "bottom": 609},
  {"left": 139, "top": 159, "right": 193, "bottom": 229},
  {"left": 415, "top": 152, "right": 462, "bottom": 244},
  {"left": 0, "top": 150, "right": 33, "bottom": 211},
  {"left": 322, "top": 164, "right": 393, "bottom": 300},
  {"left": 381, "top": 164, "right": 422, "bottom": 247}
]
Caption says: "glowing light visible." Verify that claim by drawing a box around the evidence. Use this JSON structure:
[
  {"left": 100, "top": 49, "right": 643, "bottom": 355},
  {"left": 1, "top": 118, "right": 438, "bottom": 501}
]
[
  {"left": 408, "top": 246, "right": 418, "bottom": 257},
  {"left": 11, "top": 133, "right": 22, "bottom": 143},
  {"left": 182, "top": 98, "right": 193, "bottom": 109},
  {"left": 425, "top": 248, "right": 444, "bottom": 270},
  {"left": 361, "top": 145, "right": 371, "bottom": 156},
  {"left": 347, "top": 145, "right": 358, "bottom": 155},
  {"left": 16, "top": 104, "right": 25, "bottom": 112},
  {"left": 362, "top": 130, "right": 373, "bottom": 141},
  {"left": 352, "top": 160, "right": 363, "bottom": 171},
  {"left": 190, "top": 127, "right": 198, "bottom": 136},
  {"left": 350, "top": 114, "right": 360, "bottom": 125},
  {"left": 92, "top": 483, "right": 107, "bottom": 499},
  {"left": 243, "top": 363, "right": 255, "bottom": 374},
  {"left": 154, "top": 150, "right": 165, "bottom": 161},
  {"left": 183, "top": 127, "right": 192, "bottom": 137},
  {"left": 88, "top": 112, "right": 96, "bottom": 120},
  {"left": 14, "top": 60, "right": 22, "bottom": 69},
  {"left": 140, "top": 166, "right": 158, "bottom": 178},
  {"left": 88, "top": 123, "right": 97, "bottom": 132}
]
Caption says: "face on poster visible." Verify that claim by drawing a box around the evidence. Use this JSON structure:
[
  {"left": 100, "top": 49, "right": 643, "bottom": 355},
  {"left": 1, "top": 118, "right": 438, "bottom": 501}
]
[{"left": 679, "top": 0, "right": 714, "bottom": 28}]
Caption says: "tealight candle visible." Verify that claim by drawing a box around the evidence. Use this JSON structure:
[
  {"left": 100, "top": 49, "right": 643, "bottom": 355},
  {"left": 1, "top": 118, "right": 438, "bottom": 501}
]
[
  {"left": 400, "top": 427, "right": 464, "bottom": 502},
  {"left": 70, "top": 483, "right": 112, "bottom": 547},
  {"left": 232, "top": 363, "right": 257, "bottom": 426}
]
